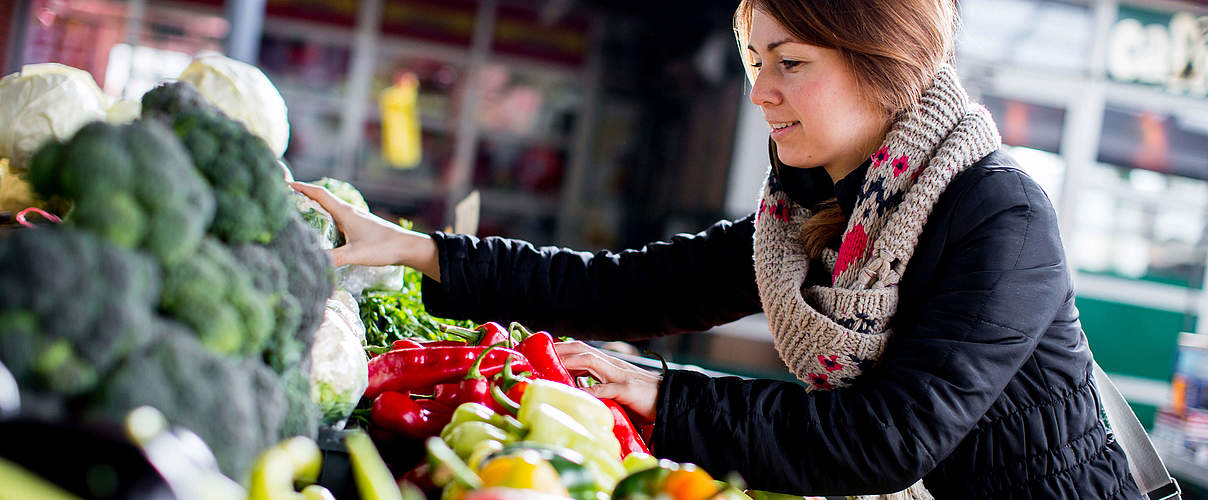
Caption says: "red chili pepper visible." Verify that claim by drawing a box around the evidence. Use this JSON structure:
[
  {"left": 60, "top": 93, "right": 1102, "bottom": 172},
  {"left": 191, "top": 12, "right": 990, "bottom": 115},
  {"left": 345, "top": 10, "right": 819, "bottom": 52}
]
[
  {"left": 457, "top": 346, "right": 501, "bottom": 408},
  {"left": 431, "top": 382, "right": 461, "bottom": 407},
  {"left": 492, "top": 355, "right": 531, "bottom": 412},
  {"left": 366, "top": 346, "right": 533, "bottom": 399},
  {"left": 392, "top": 339, "right": 424, "bottom": 350},
  {"left": 370, "top": 391, "right": 452, "bottom": 440},
  {"left": 421, "top": 339, "right": 469, "bottom": 347},
  {"left": 601, "top": 398, "right": 650, "bottom": 458},
  {"left": 476, "top": 322, "right": 510, "bottom": 347},
  {"left": 515, "top": 330, "right": 575, "bottom": 386}
]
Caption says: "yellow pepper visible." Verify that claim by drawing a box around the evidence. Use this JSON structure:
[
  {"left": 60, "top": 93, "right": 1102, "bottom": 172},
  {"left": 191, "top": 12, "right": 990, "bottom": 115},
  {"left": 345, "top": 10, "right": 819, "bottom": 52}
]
[
  {"left": 477, "top": 450, "right": 570, "bottom": 497},
  {"left": 662, "top": 465, "right": 717, "bottom": 500}
]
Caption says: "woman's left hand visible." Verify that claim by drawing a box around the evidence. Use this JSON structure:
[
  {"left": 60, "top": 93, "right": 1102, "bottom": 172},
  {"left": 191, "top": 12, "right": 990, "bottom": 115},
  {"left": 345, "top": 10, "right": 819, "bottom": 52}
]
[{"left": 554, "top": 341, "right": 661, "bottom": 422}]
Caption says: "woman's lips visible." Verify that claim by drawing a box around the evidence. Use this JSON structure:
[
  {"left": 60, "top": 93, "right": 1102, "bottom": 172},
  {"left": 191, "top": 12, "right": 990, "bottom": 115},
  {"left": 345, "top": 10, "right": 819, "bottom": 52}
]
[{"left": 770, "top": 121, "right": 800, "bottom": 140}]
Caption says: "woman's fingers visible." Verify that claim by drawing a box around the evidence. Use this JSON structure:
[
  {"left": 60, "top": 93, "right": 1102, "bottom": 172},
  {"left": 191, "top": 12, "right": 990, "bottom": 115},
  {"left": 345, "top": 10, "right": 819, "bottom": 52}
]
[
  {"left": 555, "top": 340, "right": 661, "bottom": 421},
  {"left": 291, "top": 182, "right": 353, "bottom": 219},
  {"left": 556, "top": 341, "right": 631, "bottom": 380}
]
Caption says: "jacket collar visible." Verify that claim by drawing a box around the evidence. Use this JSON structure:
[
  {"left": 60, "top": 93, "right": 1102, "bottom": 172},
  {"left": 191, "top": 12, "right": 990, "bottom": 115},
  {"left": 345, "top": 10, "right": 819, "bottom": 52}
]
[
  {"left": 833, "top": 161, "right": 870, "bottom": 218},
  {"left": 775, "top": 160, "right": 870, "bottom": 217}
]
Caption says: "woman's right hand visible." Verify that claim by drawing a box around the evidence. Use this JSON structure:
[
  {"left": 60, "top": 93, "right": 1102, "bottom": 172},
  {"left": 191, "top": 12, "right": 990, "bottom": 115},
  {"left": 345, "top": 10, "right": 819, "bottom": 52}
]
[{"left": 290, "top": 182, "right": 441, "bottom": 280}]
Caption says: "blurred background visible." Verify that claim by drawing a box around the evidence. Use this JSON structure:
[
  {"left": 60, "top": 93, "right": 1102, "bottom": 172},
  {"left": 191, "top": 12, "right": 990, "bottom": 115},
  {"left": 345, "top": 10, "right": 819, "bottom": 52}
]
[{"left": 3, "top": 0, "right": 1208, "bottom": 491}]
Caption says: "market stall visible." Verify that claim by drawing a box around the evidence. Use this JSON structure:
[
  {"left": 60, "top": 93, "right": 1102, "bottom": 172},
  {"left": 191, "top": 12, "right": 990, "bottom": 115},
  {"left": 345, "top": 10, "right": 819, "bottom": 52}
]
[{"left": 0, "top": 55, "right": 809, "bottom": 500}]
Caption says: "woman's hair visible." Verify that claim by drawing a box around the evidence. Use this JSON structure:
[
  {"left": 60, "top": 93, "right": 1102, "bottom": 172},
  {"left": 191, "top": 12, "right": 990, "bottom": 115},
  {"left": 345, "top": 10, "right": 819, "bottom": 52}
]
[{"left": 736, "top": 0, "right": 958, "bottom": 257}]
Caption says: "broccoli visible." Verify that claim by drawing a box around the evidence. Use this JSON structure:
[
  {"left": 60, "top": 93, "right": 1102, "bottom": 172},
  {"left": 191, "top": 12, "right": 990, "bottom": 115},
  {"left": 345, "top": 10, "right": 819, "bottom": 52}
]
[
  {"left": 263, "top": 215, "right": 334, "bottom": 372},
  {"left": 87, "top": 324, "right": 275, "bottom": 478},
  {"left": 27, "top": 120, "right": 215, "bottom": 265},
  {"left": 158, "top": 237, "right": 275, "bottom": 357},
  {"left": 141, "top": 82, "right": 292, "bottom": 245},
  {"left": 278, "top": 366, "right": 321, "bottom": 439},
  {"left": 0, "top": 228, "right": 159, "bottom": 397}
]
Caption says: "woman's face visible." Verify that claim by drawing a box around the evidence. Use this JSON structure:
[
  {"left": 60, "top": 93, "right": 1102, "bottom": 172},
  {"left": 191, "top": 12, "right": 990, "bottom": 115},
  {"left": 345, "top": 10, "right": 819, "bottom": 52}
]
[{"left": 746, "top": 9, "right": 889, "bottom": 180}]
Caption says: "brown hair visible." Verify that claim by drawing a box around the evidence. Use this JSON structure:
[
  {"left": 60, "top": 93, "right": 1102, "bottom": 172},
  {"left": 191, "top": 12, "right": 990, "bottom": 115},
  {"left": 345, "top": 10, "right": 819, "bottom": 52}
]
[{"left": 737, "top": 0, "right": 958, "bottom": 256}]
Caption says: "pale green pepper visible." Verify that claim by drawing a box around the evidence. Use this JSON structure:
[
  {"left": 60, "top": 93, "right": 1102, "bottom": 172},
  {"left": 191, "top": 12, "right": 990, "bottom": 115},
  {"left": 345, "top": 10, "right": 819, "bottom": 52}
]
[
  {"left": 441, "top": 403, "right": 525, "bottom": 440},
  {"left": 346, "top": 430, "right": 404, "bottom": 500},
  {"left": 519, "top": 379, "right": 614, "bottom": 438},
  {"left": 523, "top": 403, "right": 625, "bottom": 490},
  {"left": 443, "top": 420, "right": 514, "bottom": 459},
  {"left": 248, "top": 436, "right": 334, "bottom": 500}
]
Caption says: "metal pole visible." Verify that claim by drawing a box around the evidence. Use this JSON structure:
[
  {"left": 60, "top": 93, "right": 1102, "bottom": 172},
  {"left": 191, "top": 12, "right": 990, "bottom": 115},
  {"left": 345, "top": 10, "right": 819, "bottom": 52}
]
[
  {"left": 1058, "top": 0, "right": 1114, "bottom": 264},
  {"left": 4, "top": 0, "right": 32, "bottom": 74},
  {"left": 555, "top": 16, "right": 604, "bottom": 247},
  {"left": 334, "top": 0, "right": 381, "bottom": 181},
  {"left": 445, "top": 0, "right": 497, "bottom": 225},
  {"left": 224, "top": 0, "right": 266, "bottom": 64}
]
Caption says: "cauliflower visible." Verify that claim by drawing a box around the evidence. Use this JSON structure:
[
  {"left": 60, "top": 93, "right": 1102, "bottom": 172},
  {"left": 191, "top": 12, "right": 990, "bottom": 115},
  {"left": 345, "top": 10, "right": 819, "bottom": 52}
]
[{"left": 308, "top": 290, "right": 368, "bottom": 424}]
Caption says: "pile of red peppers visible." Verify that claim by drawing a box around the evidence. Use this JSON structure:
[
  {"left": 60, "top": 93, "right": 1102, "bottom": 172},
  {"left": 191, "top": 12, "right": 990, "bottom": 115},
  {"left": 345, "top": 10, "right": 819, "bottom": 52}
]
[{"left": 365, "top": 322, "right": 650, "bottom": 460}]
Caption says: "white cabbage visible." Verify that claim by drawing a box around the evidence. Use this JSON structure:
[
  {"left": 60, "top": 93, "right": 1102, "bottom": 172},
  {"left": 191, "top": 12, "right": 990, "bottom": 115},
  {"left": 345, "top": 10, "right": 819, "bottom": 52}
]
[
  {"left": 177, "top": 54, "right": 290, "bottom": 157},
  {"left": 0, "top": 63, "right": 109, "bottom": 171}
]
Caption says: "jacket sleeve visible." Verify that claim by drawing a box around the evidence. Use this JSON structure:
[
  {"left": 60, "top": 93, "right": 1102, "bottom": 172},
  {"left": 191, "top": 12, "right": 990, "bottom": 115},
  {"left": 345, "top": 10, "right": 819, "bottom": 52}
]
[
  {"left": 650, "top": 170, "right": 1067, "bottom": 495},
  {"left": 421, "top": 214, "right": 763, "bottom": 340}
]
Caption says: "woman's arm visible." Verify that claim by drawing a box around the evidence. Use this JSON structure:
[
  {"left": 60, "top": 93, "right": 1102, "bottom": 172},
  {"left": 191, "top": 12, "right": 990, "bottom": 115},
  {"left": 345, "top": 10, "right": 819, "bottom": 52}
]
[
  {"left": 422, "top": 214, "right": 764, "bottom": 340},
  {"left": 651, "top": 170, "right": 1065, "bottom": 495},
  {"left": 291, "top": 182, "right": 441, "bottom": 277}
]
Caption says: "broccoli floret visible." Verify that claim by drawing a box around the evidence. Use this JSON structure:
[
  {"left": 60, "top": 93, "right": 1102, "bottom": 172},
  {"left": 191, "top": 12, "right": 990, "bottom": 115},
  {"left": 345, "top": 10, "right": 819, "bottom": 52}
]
[
  {"left": 27, "top": 120, "right": 215, "bottom": 265},
  {"left": 0, "top": 229, "right": 159, "bottom": 396},
  {"left": 141, "top": 82, "right": 292, "bottom": 245},
  {"left": 279, "top": 366, "right": 320, "bottom": 439},
  {"left": 263, "top": 215, "right": 334, "bottom": 372},
  {"left": 158, "top": 237, "right": 274, "bottom": 356},
  {"left": 87, "top": 324, "right": 273, "bottom": 478}
]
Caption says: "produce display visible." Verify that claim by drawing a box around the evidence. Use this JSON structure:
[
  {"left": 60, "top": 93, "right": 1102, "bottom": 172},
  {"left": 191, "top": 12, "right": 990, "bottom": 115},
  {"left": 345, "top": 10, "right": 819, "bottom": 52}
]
[
  {"left": 0, "top": 64, "right": 332, "bottom": 480},
  {"left": 0, "top": 59, "right": 794, "bottom": 500}
]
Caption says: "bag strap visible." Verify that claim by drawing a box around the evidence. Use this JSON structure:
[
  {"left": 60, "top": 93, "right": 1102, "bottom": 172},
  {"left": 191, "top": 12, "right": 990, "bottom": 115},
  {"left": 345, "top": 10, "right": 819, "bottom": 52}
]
[{"left": 1093, "top": 361, "right": 1182, "bottom": 500}]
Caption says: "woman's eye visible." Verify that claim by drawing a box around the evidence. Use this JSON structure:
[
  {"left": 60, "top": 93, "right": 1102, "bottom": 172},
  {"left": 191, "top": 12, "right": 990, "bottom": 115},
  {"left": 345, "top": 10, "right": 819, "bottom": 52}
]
[
  {"left": 749, "top": 62, "right": 763, "bottom": 69},
  {"left": 779, "top": 60, "right": 803, "bottom": 70}
]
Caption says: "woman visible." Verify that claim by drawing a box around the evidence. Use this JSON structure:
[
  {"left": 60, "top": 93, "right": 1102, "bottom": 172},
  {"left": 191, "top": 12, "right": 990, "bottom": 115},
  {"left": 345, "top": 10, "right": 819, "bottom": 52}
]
[{"left": 295, "top": 0, "right": 1140, "bottom": 497}]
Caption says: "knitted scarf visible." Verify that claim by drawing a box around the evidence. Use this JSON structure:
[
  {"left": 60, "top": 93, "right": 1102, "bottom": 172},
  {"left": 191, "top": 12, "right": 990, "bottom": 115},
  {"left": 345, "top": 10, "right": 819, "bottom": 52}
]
[{"left": 753, "top": 65, "right": 1001, "bottom": 499}]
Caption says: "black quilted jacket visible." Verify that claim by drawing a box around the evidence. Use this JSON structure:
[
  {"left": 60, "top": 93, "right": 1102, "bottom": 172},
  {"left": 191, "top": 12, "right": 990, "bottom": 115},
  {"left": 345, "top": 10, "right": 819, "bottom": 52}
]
[{"left": 422, "top": 150, "right": 1141, "bottom": 499}]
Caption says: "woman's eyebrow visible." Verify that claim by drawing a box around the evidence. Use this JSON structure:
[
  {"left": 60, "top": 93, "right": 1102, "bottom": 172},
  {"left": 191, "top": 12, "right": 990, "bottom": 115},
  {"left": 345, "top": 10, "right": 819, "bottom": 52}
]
[{"left": 746, "top": 38, "right": 794, "bottom": 53}]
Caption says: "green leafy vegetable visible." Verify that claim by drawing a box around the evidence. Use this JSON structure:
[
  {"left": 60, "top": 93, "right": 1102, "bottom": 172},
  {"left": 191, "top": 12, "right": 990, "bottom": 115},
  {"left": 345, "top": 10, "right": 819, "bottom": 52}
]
[{"left": 358, "top": 266, "right": 476, "bottom": 346}]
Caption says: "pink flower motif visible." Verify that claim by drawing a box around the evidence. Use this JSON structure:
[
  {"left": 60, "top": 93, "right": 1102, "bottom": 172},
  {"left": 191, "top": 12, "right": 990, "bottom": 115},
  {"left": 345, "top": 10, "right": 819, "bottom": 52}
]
[
  {"left": 757, "top": 199, "right": 767, "bottom": 223},
  {"left": 892, "top": 155, "right": 910, "bottom": 178},
  {"left": 808, "top": 373, "right": 835, "bottom": 390},
  {"left": 774, "top": 200, "right": 791, "bottom": 222},
  {"left": 833, "top": 224, "right": 867, "bottom": 280},
  {"left": 870, "top": 146, "right": 890, "bottom": 168},
  {"left": 911, "top": 163, "right": 927, "bottom": 183},
  {"left": 818, "top": 354, "right": 845, "bottom": 372}
]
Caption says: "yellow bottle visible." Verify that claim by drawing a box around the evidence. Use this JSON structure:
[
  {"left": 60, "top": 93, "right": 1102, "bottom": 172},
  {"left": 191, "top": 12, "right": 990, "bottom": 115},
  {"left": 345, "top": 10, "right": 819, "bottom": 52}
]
[{"left": 380, "top": 73, "right": 422, "bottom": 168}]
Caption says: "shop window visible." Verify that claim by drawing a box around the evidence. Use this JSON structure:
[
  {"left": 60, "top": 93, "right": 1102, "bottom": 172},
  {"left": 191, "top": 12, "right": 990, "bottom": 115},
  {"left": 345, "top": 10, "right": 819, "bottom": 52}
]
[
  {"left": 1072, "top": 162, "right": 1208, "bottom": 288},
  {"left": 958, "top": 0, "right": 1094, "bottom": 74}
]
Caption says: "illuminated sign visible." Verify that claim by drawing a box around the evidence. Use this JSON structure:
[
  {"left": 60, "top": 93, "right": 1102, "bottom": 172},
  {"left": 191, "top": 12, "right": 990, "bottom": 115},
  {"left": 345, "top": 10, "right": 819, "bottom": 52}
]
[{"left": 1106, "top": 6, "right": 1208, "bottom": 97}]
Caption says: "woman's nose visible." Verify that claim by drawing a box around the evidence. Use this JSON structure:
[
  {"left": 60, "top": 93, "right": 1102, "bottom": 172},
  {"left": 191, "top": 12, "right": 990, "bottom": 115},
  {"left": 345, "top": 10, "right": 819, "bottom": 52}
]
[{"left": 748, "top": 71, "right": 781, "bottom": 107}]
